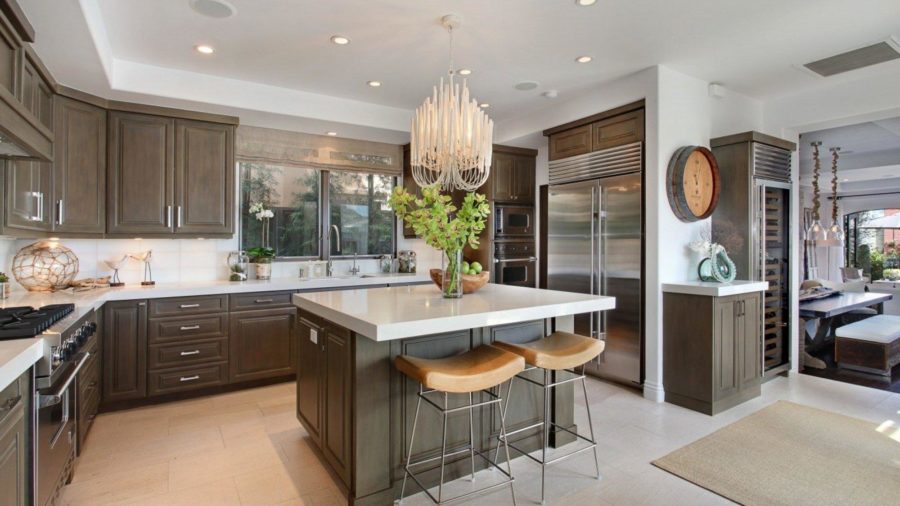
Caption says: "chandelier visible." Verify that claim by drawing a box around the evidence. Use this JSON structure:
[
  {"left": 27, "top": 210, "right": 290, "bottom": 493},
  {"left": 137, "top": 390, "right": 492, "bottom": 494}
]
[
  {"left": 806, "top": 141, "right": 828, "bottom": 242},
  {"left": 410, "top": 14, "right": 494, "bottom": 192}
]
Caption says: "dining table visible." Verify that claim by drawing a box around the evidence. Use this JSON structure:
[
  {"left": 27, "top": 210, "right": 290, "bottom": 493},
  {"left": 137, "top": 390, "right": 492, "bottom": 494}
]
[{"left": 799, "top": 291, "right": 893, "bottom": 369}]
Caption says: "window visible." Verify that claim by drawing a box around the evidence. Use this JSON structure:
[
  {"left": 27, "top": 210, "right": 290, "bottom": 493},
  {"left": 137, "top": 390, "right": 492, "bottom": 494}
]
[
  {"left": 239, "top": 162, "right": 395, "bottom": 259},
  {"left": 328, "top": 172, "right": 395, "bottom": 256}
]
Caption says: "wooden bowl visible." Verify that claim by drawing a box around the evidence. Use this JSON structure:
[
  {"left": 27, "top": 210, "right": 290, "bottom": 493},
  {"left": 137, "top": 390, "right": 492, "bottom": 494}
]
[{"left": 429, "top": 269, "right": 490, "bottom": 294}]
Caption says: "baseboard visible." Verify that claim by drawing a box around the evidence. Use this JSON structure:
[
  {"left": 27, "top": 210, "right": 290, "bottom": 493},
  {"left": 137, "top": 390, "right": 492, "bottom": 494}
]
[{"left": 643, "top": 381, "right": 665, "bottom": 402}]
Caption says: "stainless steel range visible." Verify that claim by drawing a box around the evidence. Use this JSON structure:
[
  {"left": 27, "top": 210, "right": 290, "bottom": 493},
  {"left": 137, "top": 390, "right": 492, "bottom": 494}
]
[{"left": 0, "top": 304, "right": 97, "bottom": 506}]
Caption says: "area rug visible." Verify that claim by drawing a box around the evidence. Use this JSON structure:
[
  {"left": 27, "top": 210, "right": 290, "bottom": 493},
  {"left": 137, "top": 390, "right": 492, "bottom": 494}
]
[{"left": 652, "top": 400, "right": 900, "bottom": 506}]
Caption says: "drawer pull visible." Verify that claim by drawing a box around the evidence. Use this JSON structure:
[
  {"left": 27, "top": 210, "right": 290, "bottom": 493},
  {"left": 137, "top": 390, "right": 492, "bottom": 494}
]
[
  {"left": 179, "top": 375, "right": 200, "bottom": 382},
  {"left": 180, "top": 325, "right": 201, "bottom": 331},
  {"left": 254, "top": 298, "right": 274, "bottom": 303},
  {"left": 180, "top": 350, "right": 201, "bottom": 356},
  {"left": 179, "top": 303, "right": 201, "bottom": 309}
]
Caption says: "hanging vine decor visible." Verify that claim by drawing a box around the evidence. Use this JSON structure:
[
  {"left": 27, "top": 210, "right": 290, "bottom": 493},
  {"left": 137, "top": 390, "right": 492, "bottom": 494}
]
[
  {"left": 830, "top": 147, "right": 840, "bottom": 223},
  {"left": 811, "top": 141, "right": 822, "bottom": 221}
]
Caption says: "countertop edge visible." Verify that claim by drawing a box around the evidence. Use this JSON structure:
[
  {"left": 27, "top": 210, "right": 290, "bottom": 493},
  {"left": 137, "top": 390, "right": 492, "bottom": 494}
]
[
  {"left": 662, "top": 281, "right": 769, "bottom": 297},
  {"left": 0, "top": 339, "right": 41, "bottom": 391}
]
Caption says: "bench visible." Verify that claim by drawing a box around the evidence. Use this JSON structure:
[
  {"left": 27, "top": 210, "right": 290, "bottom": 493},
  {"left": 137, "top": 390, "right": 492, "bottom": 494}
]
[{"left": 835, "top": 315, "right": 900, "bottom": 376}]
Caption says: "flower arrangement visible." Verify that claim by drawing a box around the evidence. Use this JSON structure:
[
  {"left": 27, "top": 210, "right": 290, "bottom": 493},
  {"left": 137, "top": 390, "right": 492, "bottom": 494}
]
[
  {"left": 690, "top": 225, "right": 736, "bottom": 283},
  {"left": 249, "top": 202, "right": 274, "bottom": 221},
  {"left": 389, "top": 186, "right": 490, "bottom": 297}
]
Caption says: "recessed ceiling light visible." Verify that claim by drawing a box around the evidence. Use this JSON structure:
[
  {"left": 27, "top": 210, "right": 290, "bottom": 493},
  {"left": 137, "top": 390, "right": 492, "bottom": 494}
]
[
  {"left": 330, "top": 35, "right": 350, "bottom": 45},
  {"left": 575, "top": 0, "right": 597, "bottom": 5},
  {"left": 195, "top": 45, "right": 215, "bottom": 54},
  {"left": 189, "top": 0, "right": 236, "bottom": 18},
  {"left": 575, "top": 55, "right": 593, "bottom": 63},
  {"left": 479, "top": 103, "right": 490, "bottom": 108},
  {"left": 842, "top": 178, "right": 849, "bottom": 182},
  {"left": 326, "top": 131, "right": 338, "bottom": 136},
  {"left": 367, "top": 80, "right": 382, "bottom": 87},
  {"left": 514, "top": 81, "right": 540, "bottom": 91},
  {"left": 458, "top": 68, "right": 472, "bottom": 76}
]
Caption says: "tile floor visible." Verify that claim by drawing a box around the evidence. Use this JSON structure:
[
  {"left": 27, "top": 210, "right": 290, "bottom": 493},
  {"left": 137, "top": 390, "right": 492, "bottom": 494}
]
[{"left": 61, "top": 373, "right": 900, "bottom": 505}]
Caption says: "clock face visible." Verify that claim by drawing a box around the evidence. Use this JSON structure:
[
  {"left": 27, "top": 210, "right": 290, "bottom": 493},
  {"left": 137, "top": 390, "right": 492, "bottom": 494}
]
[{"left": 682, "top": 150, "right": 716, "bottom": 217}]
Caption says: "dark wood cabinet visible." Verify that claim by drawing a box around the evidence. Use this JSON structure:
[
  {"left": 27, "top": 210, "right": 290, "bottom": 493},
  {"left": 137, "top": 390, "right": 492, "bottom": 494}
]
[
  {"left": 174, "top": 119, "right": 234, "bottom": 235},
  {"left": 663, "top": 290, "right": 762, "bottom": 415},
  {"left": 76, "top": 331, "right": 101, "bottom": 454},
  {"left": 0, "top": 369, "right": 28, "bottom": 506},
  {"left": 107, "top": 111, "right": 175, "bottom": 235},
  {"left": 296, "top": 316, "right": 323, "bottom": 445},
  {"left": 549, "top": 124, "right": 592, "bottom": 161},
  {"left": 229, "top": 308, "right": 296, "bottom": 383},
  {"left": 52, "top": 96, "right": 107, "bottom": 235},
  {"left": 0, "top": 17, "right": 19, "bottom": 97},
  {"left": 102, "top": 300, "right": 148, "bottom": 403},
  {"left": 483, "top": 148, "right": 536, "bottom": 204},
  {"left": 546, "top": 103, "right": 646, "bottom": 161},
  {"left": 4, "top": 158, "right": 50, "bottom": 231},
  {"left": 20, "top": 48, "right": 52, "bottom": 131},
  {"left": 591, "top": 108, "right": 644, "bottom": 151},
  {"left": 322, "top": 322, "right": 352, "bottom": 485}
]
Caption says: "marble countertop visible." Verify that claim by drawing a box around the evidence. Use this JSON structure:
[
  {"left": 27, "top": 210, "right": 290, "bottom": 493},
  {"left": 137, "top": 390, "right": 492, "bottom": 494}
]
[
  {"left": 0, "top": 273, "right": 431, "bottom": 390},
  {"left": 661, "top": 280, "right": 769, "bottom": 297},
  {"left": 293, "top": 283, "right": 617, "bottom": 341}
]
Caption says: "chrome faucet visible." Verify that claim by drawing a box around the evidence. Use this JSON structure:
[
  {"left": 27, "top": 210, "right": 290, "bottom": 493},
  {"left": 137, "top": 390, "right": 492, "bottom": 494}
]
[
  {"left": 326, "top": 225, "right": 340, "bottom": 277},
  {"left": 349, "top": 252, "right": 360, "bottom": 276}
]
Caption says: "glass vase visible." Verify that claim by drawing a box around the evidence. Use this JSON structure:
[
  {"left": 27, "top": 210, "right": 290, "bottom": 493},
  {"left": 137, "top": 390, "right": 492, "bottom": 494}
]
[
  {"left": 442, "top": 250, "right": 463, "bottom": 299},
  {"left": 255, "top": 258, "right": 272, "bottom": 280}
]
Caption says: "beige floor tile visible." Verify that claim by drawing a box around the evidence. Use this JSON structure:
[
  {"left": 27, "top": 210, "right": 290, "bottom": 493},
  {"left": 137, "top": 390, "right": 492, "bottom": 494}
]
[
  {"left": 61, "top": 462, "right": 169, "bottom": 505},
  {"left": 168, "top": 436, "right": 284, "bottom": 491},
  {"left": 119, "top": 477, "right": 242, "bottom": 506},
  {"left": 233, "top": 465, "right": 301, "bottom": 506}
]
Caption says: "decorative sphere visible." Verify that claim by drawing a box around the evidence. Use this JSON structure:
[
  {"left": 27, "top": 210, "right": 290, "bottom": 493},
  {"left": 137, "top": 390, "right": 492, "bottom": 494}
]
[{"left": 12, "top": 241, "right": 80, "bottom": 292}]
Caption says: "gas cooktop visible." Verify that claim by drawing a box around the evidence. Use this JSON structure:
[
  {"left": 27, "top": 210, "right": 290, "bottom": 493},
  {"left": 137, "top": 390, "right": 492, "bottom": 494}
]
[{"left": 0, "top": 304, "right": 76, "bottom": 340}]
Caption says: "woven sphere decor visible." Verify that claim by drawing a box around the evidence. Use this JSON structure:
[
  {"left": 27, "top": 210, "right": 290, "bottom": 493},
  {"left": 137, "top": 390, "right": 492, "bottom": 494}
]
[{"left": 12, "top": 241, "right": 80, "bottom": 292}]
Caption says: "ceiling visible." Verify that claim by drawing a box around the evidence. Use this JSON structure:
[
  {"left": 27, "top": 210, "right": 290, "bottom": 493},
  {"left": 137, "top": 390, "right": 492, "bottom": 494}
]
[
  {"left": 19, "top": 0, "right": 900, "bottom": 141},
  {"left": 799, "top": 117, "right": 900, "bottom": 191}
]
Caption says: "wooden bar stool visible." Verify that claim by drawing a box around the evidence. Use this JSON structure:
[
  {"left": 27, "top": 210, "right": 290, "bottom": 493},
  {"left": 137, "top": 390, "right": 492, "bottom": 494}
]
[
  {"left": 395, "top": 345, "right": 525, "bottom": 505},
  {"left": 492, "top": 332, "right": 605, "bottom": 504}
]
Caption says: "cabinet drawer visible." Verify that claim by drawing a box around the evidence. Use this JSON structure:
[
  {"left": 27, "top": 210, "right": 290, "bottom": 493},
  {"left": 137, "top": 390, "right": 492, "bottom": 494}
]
[
  {"left": 149, "top": 295, "right": 228, "bottom": 317},
  {"left": 148, "top": 314, "right": 228, "bottom": 345},
  {"left": 78, "top": 353, "right": 101, "bottom": 399},
  {"left": 148, "top": 338, "right": 228, "bottom": 370},
  {"left": 148, "top": 363, "right": 228, "bottom": 396},
  {"left": 229, "top": 291, "right": 295, "bottom": 311}
]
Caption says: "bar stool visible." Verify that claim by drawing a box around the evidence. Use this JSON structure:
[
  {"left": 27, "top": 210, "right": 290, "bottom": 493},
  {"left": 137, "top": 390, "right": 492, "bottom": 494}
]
[
  {"left": 492, "top": 332, "right": 605, "bottom": 504},
  {"left": 395, "top": 345, "right": 525, "bottom": 505}
]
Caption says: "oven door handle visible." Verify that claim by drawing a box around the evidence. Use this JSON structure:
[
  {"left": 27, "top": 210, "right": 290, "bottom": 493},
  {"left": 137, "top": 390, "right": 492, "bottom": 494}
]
[
  {"left": 39, "top": 352, "right": 90, "bottom": 408},
  {"left": 494, "top": 257, "right": 537, "bottom": 263}
]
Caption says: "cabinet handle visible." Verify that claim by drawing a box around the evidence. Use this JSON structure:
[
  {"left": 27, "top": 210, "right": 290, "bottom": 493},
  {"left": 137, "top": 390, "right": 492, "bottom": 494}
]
[
  {"left": 179, "top": 375, "right": 200, "bottom": 382},
  {"left": 180, "top": 350, "right": 201, "bottom": 356},
  {"left": 179, "top": 325, "right": 201, "bottom": 331},
  {"left": 254, "top": 299, "right": 274, "bottom": 303},
  {"left": 166, "top": 205, "right": 173, "bottom": 228},
  {"left": 57, "top": 199, "right": 64, "bottom": 225},
  {"left": 177, "top": 206, "right": 183, "bottom": 228},
  {"left": 179, "top": 304, "right": 201, "bottom": 309},
  {"left": 0, "top": 395, "right": 22, "bottom": 416}
]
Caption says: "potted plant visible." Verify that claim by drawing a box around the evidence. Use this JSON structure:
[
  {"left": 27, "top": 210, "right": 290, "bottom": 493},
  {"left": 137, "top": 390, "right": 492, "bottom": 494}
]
[
  {"left": 389, "top": 186, "right": 490, "bottom": 298},
  {"left": 0, "top": 272, "right": 9, "bottom": 299},
  {"left": 248, "top": 246, "right": 275, "bottom": 280}
]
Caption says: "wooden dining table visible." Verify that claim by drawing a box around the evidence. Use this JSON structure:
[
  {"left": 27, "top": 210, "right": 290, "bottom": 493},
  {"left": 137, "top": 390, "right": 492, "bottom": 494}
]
[{"left": 799, "top": 291, "right": 893, "bottom": 369}]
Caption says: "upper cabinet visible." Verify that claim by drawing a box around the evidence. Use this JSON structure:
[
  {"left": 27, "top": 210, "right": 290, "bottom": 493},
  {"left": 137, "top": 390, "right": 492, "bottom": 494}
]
[
  {"left": 546, "top": 101, "right": 646, "bottom": 161},
  {"left": 52, "top": 96, "right": 106, "bottom": 235},
  {"left": 549, "top": 124, "right": 591, "bottom": 161},
  {"left": 108, "top": 111, "right": 235, "bottom": 237},
  {"left": 20, "top": 47, "right": 53, "bottom": 130},
  {"left": 482, "top": 146, "right": 537, "bottom": 204},
  {"left": 591, "top": 109, "right": 644, "bottom": 151},
  {"left": 4, "top": 158, "right": 50, "bottom": 231}
]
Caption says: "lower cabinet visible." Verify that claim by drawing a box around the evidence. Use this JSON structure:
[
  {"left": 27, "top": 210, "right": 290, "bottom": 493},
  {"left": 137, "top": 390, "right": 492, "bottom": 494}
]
[
  {"left": 76, "top": 329, "right": 102, "bottom": 454},
  {"left": 663, "top": 290, "right": 762, "bottom": 415},
  {"left": 295, "top": 312, "right": 352, "bottom": 487},
  {"left": 102, "top": 300, "right": 148, "bottom": 403},
  {"left": 0, "top": 370, "right": 29, "bottom": 506},
  {"left": 229, "top": 308, "right": 296, "bottom": 383}
]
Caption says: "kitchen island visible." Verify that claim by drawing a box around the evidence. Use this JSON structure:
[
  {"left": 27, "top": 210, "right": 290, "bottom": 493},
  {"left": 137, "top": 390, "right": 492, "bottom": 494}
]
[{"left": 293, "top": 283, "right": 615, "bottom": 505}]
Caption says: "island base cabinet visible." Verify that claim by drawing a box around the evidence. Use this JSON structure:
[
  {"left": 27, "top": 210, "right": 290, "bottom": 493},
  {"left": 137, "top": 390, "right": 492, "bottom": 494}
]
[
  {"left": 0, "top": 370, "right": 29, "bottom": 506},
  {"left": 229, "top": 308, "right": 296, "bottom": 383},
  {"left": 296, "top": 316, "right": 323, "bottom": 446}
]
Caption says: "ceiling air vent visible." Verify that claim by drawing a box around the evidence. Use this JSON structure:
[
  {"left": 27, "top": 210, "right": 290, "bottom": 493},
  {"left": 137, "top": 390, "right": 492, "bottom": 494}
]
[{"left": 804, "top": 38, "right": 900, "bottom": 77}]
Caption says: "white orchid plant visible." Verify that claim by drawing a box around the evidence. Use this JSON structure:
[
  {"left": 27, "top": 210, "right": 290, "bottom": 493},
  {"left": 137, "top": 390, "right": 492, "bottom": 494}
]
[
  {"left": 689, "top": 224, "right": 736, "bottom": 283},
  {"left": 248, "top": 203, "right": 274, "bottom": 221},
  {"left": 689, "top": 224, "right": 724, "bottom": 256}
]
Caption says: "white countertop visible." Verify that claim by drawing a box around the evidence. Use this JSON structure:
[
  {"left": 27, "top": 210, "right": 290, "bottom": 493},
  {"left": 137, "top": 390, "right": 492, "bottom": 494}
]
[
  {"left": 661, "top": 280, "right": 769, "bottom": 297},
  {"left": 293, "top": 283, "right": 616, "bottom": 341},
  {"left": 0, "top": 273, "right": 430, "bottom": 390}
]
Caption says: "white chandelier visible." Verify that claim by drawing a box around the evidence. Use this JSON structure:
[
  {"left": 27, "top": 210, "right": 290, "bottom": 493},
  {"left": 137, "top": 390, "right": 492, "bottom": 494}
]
[{"left": 410, "top": 14, "right": 494, "bottom": 192}]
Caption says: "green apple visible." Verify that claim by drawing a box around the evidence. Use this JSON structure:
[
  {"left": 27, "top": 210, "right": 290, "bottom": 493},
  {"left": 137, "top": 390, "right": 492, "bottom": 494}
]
[
  {"left": 471, "top": 261, "right": 483, "bottom": 274},
  {"left": 462, "top": 261, "right": 470, "bottom": 273}
]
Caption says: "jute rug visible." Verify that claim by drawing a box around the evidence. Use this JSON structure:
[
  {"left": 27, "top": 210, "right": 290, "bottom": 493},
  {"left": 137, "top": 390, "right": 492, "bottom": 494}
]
[{"left": 652, "top": 401, "right": 900, "bottom": 506}]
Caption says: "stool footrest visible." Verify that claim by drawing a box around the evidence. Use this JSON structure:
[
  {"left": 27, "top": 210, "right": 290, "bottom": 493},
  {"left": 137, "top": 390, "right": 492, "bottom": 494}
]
[{"left": 403, "top": 447, "right": 515, "bottom": 505}]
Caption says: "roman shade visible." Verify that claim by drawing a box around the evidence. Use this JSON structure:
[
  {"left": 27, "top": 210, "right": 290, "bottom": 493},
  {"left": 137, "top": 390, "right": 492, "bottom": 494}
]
[{"left": 236, "top": 125, "right": 402, "bottom": 176}]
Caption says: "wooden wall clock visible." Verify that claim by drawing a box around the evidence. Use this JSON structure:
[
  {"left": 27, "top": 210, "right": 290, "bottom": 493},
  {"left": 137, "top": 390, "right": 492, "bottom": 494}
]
[{"left": 666, "top": 145, "right": 721, "bottom": 222}]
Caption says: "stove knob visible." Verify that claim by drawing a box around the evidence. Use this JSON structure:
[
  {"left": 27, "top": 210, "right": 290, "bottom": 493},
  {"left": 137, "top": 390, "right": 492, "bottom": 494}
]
[
  {"left": 52, "top": 346, "right": 68, "bottom": 363},
  {"left": 65, "top": 337, "right": 78, "bottom": 353},
  {"left": 87, "top": 322, "right": 98, "bottom": 334},
  {"left": 74, "top": 330, "right": 85, "bottom": 345}
]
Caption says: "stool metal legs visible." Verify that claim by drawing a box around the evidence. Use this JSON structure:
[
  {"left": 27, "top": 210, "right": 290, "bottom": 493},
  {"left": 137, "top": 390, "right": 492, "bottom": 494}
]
[
  {"left": 398, "top": 385, "right": 517, "bottom": 505},
  {"left": 495, "top": 366, "right": 600, "bottom": 503}
]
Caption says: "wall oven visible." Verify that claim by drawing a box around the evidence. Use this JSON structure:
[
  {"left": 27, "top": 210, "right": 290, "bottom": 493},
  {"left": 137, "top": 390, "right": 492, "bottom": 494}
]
[
  {"left": 494, "top": 241, "right": 537, "bottom": 287},
  {"left": 494, "top": 205, "right": 534, "bottom": 238}
]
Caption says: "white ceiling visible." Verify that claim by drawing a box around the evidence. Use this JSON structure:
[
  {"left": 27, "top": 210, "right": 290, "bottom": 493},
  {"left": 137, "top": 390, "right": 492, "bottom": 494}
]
[
  {"left": 18, "top": 0, "right": 900, "bottom": 142},
  {"left": 799, "top": 117, "right": 900, "bottom": 190}
]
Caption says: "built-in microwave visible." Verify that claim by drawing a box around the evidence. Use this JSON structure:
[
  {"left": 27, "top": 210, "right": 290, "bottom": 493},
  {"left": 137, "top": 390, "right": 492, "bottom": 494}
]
[{"left": 495, "top": 205, "right": 534, "bottom": 238}]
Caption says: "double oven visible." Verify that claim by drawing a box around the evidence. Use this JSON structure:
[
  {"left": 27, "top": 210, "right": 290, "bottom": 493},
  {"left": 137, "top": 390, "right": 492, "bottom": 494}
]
[{"left": 493, "top": 204, "right": 537, "bottom": 288}]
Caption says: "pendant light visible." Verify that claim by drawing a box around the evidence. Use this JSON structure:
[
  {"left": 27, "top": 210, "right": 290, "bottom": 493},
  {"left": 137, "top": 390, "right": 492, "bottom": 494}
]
[
  {"left": 409, "top": 14, "right": 494, "bottom": 192},
  {"left": 826, "top": 147, "right": 844, "bottom": 245},
  {"left": 806, "top": 141, "right": 828, "bottom": 242}
]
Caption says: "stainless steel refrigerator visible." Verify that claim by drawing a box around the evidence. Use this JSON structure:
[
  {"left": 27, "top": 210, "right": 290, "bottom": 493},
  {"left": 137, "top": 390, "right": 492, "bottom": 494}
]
[{"left": 546, "top": 173, "right": 643, "bottom": 386}]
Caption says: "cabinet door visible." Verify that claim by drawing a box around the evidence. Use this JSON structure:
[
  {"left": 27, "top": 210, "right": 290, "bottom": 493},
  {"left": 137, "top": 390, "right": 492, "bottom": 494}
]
[
  {"left": 296, "top": 316, "right": 323, "bottom": 445},
  {"left": 739, "top": 294, "right": 762, "bottom": 389},
  {"left": 549, "top": 124, "right": 591, "bottom": 161},
  {"left": 323, "top": 323, "right": 352, "bottom": 485},
  {"left": 592, "top": 109, "right": 644, "bottom": 151},
  {"left": 20, "top": 51, "right": 53, "bottom": 130},
  {"left": 0, "top": 384, "right": 26, "bottom": 506},
  {"left": 514, "top": 155, "right": 535, "bottom": 204},
  {"left": 229, "top": 308, "right": 296, "bottom": 383},
  {"left": 0, "top": 21, "right": 18, "bottom": 97},
  {"left": 5, "top": 159, "right": 50, "bottom": 231},
  {"left": 401, "top": 144, "right": 420, "bottom": 238},
  {"left": 107, "top": 112, "right": 175, "bottom": 235},
  {"left": 712, "top": 297, "right": 739, "bottom": 401},
  {"left": 491, "top": 152, "right": 516, "bottom": 202},
  {"left": 174, "top": 120, "right": 234, "bottom": 235},
  {"left": 52, "top": 97, "right": 107, "bottom": 234},
  {"left": 102, "top": 300, "right": 148, "bottom": 403}
]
